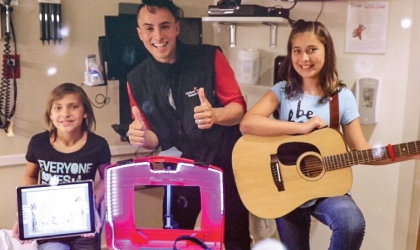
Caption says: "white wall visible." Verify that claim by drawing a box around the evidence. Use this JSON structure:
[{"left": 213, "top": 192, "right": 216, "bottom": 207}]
[
  {"left": 1, "top": 0, "right": 420, "bottom": 249},
  {"left": 0, "top": 0, "right": 212, "bottom": 231},
  {"left": 207, "top": 0, "right": 420, "bottom": 249}
]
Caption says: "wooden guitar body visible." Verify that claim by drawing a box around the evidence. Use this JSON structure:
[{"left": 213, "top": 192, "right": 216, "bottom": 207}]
[{"left": 232, "top": 128, "right": 352, "bottom": 219}]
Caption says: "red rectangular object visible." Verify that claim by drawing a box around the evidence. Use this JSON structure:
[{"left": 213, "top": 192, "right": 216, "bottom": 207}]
[
  {"left": 104, "top": 156, "right": 224, "bottom": 250},
  {"left": 3, "top": 54, "right": 20, "bottom": 79}
]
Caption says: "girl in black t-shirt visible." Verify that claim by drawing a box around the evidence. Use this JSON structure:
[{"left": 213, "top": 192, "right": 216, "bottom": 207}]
[{"left": 12, "top": 83, "right": 111, "bottom": 250}]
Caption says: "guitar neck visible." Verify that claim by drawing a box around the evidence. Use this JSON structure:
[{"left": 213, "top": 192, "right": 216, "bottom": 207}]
[{"left": 325, "top": 140, "right": 420, "bottom": 170}]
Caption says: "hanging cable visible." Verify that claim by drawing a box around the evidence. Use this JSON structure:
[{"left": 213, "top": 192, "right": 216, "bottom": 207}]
[
  {"left": 91, "top": 84, "right": 110, "bottom": 109},
  {"left": 315, "top": 0, "right": 325, "bottom": 22},
  {"left": 92, "top": 86, "right": 110, "bottom": 109},
  {"left": 80, "top": 83, "right": 110, "bottom": 109},
  {"left": 0, "top": 1, "right": 17, "bottom": 135},
  {"left": 282, "top": 0, "right": 298, "bottom": 10}
]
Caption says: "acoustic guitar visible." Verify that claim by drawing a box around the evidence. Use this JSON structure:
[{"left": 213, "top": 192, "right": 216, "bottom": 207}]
[{"left": 232, "top": 128, "right": 418, "bottom": 219}]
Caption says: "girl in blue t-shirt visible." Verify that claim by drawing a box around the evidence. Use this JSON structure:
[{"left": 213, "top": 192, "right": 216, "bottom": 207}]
[
  {"left": 240, "top": 19, "right": 419, "bottom": 250},
  {"left": 12, "top": 83, "right": 111, "bottom": 250}
]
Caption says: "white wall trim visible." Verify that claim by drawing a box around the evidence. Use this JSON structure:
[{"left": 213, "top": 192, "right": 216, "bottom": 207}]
[
  {"left": 0, "top": 145, "right": 139, "bottom": 167},
  {"left": 0, "top": 153, "right": 26, "bottom": 167}
]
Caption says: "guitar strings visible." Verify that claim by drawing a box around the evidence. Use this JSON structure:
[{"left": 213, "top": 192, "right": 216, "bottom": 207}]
[{"left": 269, "top": 142, "right": 420, "bottom": 183}]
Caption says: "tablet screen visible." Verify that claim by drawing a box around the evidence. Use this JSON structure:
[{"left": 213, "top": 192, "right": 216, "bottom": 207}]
[{"left": 16, "top": 181, "right": 95, "bottom": 241}]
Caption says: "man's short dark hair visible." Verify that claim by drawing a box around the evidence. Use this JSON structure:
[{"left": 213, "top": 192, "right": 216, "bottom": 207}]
[{"left": 137, "top": 0, "right": 181, "bottom": 21}]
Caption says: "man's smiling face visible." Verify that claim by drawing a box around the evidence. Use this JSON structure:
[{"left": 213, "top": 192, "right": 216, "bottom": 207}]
[{"left": 137, "top": 6, "right": 180, "bottom": 64}]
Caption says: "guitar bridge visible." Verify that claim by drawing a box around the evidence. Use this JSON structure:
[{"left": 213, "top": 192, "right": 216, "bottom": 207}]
[{"left": 270, "top": 154, "right": 285, "bottom": 192}]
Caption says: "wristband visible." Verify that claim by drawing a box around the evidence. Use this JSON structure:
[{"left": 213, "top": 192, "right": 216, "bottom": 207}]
[{"left": 388, "top": 144, "right": 395, "bottom": 161}]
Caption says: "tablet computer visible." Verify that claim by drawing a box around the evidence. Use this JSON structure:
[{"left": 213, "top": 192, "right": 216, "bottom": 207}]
[{"left": 16, "top": 180, "right": 96, "bottom": 241}]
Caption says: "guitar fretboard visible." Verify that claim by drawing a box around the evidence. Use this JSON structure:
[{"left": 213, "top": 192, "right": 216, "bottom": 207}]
[{"left": 324, "top": 140, "right": 420, "bottom": 170}]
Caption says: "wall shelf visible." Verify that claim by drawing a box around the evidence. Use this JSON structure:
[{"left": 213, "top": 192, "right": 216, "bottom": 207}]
[{"left": 202, "top": 16, "right": 289, "bottom": 48}]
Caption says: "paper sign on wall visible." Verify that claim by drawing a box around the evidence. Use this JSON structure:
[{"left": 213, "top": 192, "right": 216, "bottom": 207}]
[{"left": 345, "top": 1, "right": 389, "bottom": 54}]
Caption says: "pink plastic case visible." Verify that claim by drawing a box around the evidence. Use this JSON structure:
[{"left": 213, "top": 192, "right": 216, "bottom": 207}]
[{"left": 104, "top": 156, "right": 224, "bottom": 250}]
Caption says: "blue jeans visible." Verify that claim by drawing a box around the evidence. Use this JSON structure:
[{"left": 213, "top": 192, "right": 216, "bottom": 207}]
[
  {"left": 275, "top": 194, "right": 365, "bottom": 250},
  {"left": 37, "top": 235, "right": 99, "bottom": 250}
]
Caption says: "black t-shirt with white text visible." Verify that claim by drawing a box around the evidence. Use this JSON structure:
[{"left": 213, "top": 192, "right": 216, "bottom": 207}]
[{"left": 25, "top": 131, "right": 111, "bottom": 184}]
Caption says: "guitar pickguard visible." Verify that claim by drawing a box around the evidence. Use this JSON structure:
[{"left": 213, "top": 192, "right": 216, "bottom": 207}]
[{"left": 277, "top": 142, "right": 320, "bottom": 165}]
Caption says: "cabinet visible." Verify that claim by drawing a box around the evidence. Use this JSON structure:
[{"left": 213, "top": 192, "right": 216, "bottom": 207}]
[{"left": 202, "top": 16, "right": 289, "bottom": 48}]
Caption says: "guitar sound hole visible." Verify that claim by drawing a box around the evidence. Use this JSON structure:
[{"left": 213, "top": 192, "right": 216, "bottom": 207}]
[{"left": 300, "top": 155, "right": 323, "bottom": 178}]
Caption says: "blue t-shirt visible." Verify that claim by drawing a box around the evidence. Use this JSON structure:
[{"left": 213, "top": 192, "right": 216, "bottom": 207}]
[{"left": 271, "top": 81, "right": 359, "bottom": 127}]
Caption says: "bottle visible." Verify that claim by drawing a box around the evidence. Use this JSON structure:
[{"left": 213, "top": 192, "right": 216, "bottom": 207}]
[
  {"left": 84, "top": 54, "right": 104, "bottom": 86},
  {"left": 237, "top": 49, "right": 260, "bottom": 85}
]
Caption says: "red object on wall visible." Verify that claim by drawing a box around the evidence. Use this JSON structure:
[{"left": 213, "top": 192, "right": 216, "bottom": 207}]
[
  {"left": 104, "top": 156, "right": 224, "bottom": 250},
  {"left": 3, "top": 54, "right": 20, "bottom": 79}
]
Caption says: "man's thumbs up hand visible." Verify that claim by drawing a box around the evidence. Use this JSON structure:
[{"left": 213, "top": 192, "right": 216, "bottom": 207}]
[
  {"left": 132, "top": 106, "right": 144, "bottom": 124},
  {"left": 128, "top": 106, "right": 147, "bottom": 147},
  {"left": 194, "top": 88, "right": 214, "bottom": 129},
  {"left": 198, "top": 87, "right": 210, "bottom": 106}
]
